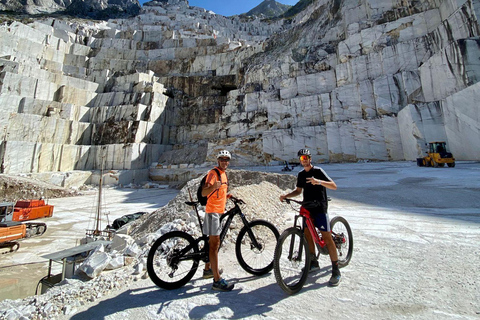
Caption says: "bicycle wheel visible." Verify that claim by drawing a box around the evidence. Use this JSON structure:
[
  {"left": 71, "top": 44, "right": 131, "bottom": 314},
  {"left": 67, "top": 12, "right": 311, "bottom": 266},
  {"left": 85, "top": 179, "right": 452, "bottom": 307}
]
[
  {"left": 236, "top": 220, "right": 279, "bottom": 275},
  {"left": 273, "top": 227, "right": 310, "bottom": 295},
  {"left": 147, "top": 231, "right": 200, "bottom": 290},
  {"left": 330, "top": 216, "right": 353, "bottom": 267}
]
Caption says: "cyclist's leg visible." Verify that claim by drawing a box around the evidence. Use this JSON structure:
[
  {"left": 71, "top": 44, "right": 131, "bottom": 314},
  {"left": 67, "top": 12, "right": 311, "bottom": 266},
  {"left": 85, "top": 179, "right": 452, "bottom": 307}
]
[
  {"left": 318, "top": 212, "right": 341, "bottom": 286},
  {"left": 312, "top": 211, "right": 337, "bottom": 260},
  {"left": 304, "top": 229, "right": 316, "bottom": 257},
  {"left": 319, "top": 230, "right": 338, "bottom": 261},
  {"left": 209, "top": 235, "right": 221, "bottom": 281},
  {"left": 304, "top": 217, "right": 320, "bottom": 270},
  {"left": 204, "top": 213, "right": 223, "bottom": 283},
  {"left": 320, "top": 229, "right": 341, "bottom": 285}
]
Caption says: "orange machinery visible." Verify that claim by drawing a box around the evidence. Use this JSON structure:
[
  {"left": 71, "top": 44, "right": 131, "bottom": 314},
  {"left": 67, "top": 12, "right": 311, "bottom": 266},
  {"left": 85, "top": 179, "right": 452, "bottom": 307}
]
[
  {"left": 13, "top": 200, "right": 54, "bottom": 221},
  {"left": 0, "top": 221, "right": 27, "bottom": 253},
  {"left": 0, "top": 201, "right": 49, "bottom": 254}
]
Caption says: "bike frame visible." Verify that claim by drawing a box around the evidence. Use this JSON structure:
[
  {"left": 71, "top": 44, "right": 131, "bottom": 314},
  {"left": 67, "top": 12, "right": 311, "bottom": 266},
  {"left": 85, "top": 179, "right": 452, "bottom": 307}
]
[
  {"left": 184, "top": 199, "right": 262, "bottom": 264},
  {"left": 274, "top": 199, "right": 352, "bottom": 294},
  {"left": 297, "top": 206, "right": 327, "bottom": 249},
  {"left": 281, "top": 201, "right": 332, "bottom": 274}
]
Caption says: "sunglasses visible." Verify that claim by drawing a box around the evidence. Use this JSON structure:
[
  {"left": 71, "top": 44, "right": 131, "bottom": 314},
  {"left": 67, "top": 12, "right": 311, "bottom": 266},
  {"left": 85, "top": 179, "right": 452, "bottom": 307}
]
[
  {"left": 299, "top": 155, "right": 310, "bottom": 161},
  {"left": 219, "top": 158, "right": 230, "bottom": 162}
]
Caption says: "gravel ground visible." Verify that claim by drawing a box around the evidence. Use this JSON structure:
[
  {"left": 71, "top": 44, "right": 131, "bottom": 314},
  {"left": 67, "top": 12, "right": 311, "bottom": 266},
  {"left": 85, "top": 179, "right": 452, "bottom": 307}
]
[{"left": 1, "top": 161, "right": 479, "bottom": 320}]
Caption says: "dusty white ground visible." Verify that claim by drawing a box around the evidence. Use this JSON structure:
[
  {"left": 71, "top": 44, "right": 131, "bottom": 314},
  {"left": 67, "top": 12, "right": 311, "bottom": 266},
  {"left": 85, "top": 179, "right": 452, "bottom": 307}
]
[
  {"left": 1, "top": 161, "right": 480, "bottom": 320},
  {"left": 0, "top": 185, "right": 179, "bottom": 300}
]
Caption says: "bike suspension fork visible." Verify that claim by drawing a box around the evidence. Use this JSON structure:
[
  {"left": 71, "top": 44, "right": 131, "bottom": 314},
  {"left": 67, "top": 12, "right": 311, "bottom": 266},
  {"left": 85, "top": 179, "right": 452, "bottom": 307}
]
[
  {"left": 289, "top": 215, "right": 306, "bottom": 261},
  {"left": 239, "top": 212, "right": 262, "bottom": 250}
]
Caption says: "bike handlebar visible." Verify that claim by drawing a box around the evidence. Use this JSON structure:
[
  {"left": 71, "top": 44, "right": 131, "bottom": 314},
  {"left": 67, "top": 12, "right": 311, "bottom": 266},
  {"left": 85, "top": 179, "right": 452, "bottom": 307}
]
[
  {"left": 283, "top": 197, "right": 331, "bottom": 206},
  {"left": 283, "top": 198, "right": 302, "bottom": 205},
  {"left": 185, "top": 196, "right": 245, "bottom": 207},
  {"left": 229, "top": 196, "right": 245, "bottom": 205}
]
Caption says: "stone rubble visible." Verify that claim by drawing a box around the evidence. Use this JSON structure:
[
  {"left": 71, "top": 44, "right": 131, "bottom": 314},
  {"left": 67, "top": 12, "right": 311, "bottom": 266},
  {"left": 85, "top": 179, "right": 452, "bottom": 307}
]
[
  {"left": 0, "top": 171, "right": 170, "bottom": 202},
  {"left": 0, "top": 174, "right": 79, "bottom": 202}
]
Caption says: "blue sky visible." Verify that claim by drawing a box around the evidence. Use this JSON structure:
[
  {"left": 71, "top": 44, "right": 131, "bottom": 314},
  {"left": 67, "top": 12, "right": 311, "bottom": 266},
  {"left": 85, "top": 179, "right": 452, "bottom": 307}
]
[{"left": 140, "top": 1, "right": 299, "bottom": 17}]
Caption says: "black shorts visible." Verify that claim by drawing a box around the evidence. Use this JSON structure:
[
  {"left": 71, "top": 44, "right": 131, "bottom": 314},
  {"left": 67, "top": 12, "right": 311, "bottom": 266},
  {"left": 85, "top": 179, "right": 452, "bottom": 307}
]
[
  {"left": 312, "top": 212, "right": 331, "bottom": 232},
  {"left": 304, "top": 202, "right": 330, "bottom": 232}
]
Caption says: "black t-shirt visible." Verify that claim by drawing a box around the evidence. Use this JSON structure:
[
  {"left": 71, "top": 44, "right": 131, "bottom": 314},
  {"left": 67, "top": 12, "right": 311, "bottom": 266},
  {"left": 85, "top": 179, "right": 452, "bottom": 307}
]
[{"left": 296, "top": 166, "right": 332, "bottom": 214}]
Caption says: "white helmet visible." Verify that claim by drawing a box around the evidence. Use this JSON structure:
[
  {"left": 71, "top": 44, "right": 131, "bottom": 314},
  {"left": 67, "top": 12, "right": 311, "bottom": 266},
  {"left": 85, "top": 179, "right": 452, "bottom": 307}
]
[{"left": 217, "top": 150, "right": 231, "bottom": 159}]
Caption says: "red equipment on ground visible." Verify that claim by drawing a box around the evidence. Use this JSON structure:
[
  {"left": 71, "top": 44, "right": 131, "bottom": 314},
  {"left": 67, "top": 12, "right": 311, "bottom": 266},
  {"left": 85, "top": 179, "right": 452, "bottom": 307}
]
[{"left": 13, "top": 199, "right": 54, "bottom": 221}]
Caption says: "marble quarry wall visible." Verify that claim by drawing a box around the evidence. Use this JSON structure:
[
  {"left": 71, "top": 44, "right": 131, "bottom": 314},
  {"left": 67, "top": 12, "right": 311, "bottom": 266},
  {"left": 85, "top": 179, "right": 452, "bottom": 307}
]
[{"left": 0, "top": 0, "right": 479, "bottom": 183}]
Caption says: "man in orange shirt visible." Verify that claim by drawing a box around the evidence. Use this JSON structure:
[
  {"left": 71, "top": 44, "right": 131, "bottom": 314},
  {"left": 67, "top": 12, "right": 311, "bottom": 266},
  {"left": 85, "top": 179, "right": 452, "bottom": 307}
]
[{"left": 201, "top": 150, "right": 234, "bottom": 291}]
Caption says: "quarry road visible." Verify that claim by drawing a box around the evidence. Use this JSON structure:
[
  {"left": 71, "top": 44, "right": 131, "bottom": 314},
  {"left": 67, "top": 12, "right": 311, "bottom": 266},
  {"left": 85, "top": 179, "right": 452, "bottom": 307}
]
[
  {"left": 0, "top": 186, "right": 180, "bottom": 301},
  {"left": 2, "top": 161, "right": 480, "bottom": 320},
  {"left": 54, "top": 161, "right": 480, "bottom": 320}
]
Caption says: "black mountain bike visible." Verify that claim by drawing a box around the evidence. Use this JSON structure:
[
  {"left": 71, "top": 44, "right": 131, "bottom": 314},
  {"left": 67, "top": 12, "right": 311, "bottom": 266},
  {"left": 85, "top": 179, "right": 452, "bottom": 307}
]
[
  {"left": 274, "top": 198, "right": 353, "bottom": 294},
  {"left": 147, "top": 197, "right": 279, "bottom": 290}
]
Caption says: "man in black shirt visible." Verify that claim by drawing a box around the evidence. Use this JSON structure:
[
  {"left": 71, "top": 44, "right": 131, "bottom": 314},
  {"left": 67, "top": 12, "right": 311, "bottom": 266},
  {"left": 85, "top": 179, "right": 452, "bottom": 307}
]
[{"left": 279, "top": 148, "right": 341, "bottom": 286}]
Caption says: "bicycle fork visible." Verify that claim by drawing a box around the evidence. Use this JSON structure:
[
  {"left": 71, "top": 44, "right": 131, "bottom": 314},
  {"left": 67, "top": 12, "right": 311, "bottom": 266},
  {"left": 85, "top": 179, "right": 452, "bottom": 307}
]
[
  {"left": 239, "top": 213, "right": 263, "bottom": 251},
  {"left": 289, "top": 215, "right": 307, "bottom": 262}
]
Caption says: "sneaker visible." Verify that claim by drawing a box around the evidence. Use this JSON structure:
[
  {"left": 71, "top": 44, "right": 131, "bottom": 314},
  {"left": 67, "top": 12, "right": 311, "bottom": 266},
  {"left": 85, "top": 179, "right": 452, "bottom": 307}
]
[
  {"left": 212, "top": 278, "right": 234, "bottom": 292},
  {"left": 328, "top": 272, "right": 341, "bottom": 287},
  {"left": 202, "top": 268, "right": 223, "bottom": 279}
]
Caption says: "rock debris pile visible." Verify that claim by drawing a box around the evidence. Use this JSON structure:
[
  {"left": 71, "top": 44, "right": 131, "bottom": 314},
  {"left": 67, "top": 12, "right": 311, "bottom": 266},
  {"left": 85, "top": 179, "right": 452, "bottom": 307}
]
[
  {"left": 128, "top": 169, "right": 296, "bottom": 239},
  {"left": 0, "top": 170, "right": 296, "bottom": 319},
  {"left": 0, "top": 174, "right": 79, "bottom": 202}
]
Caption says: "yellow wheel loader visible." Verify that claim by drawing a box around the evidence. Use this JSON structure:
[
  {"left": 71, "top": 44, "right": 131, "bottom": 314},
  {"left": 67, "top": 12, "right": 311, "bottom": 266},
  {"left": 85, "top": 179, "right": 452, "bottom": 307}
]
[{"left": 417, "top": 142, "right": 455, "bottom": 168}]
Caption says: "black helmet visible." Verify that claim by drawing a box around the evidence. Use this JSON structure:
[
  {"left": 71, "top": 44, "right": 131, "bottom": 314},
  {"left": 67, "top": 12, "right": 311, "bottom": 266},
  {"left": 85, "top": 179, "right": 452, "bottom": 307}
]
[{"left": 297, "top": 149, "right": 311, "bottom": 157}]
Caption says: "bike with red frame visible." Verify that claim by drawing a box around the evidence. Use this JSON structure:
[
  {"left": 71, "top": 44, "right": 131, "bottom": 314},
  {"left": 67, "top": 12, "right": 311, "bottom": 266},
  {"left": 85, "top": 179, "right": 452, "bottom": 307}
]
[{"left": 273, "top": 198, "right": 353, "bottom": 294}]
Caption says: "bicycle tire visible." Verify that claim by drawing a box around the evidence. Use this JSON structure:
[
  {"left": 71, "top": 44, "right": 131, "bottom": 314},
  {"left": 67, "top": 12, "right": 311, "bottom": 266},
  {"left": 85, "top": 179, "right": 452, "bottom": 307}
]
[
  {"left": 330, "top": 216, "right": 353, "bottom": 267},
  {"left": 235, "top": 220, "right": 279, "bottom": 275},
  {"left": 273, "top": 227, "right": 310, "bottom": 295},
  {"left": 147, "top": 231, "right": 200, "bottom": 290}
]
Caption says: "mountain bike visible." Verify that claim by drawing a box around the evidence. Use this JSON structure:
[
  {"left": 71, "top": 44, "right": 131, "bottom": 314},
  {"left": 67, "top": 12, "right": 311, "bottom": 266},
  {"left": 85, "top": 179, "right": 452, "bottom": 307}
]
[
  {"left": 147, "top": 196, "right": 279, "bottom": 290},
  {"left": 273, "top": 198, "right": 353, "bottom": 294}
]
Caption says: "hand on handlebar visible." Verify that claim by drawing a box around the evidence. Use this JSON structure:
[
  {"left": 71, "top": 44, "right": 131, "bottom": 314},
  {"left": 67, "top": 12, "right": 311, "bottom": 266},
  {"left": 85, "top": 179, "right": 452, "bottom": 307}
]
[
  {"left": 281, "top": 197, "right": 302, "bottom": 205},
  {"left": 279, "top": 195, "right": 291, "bottom": 204}
]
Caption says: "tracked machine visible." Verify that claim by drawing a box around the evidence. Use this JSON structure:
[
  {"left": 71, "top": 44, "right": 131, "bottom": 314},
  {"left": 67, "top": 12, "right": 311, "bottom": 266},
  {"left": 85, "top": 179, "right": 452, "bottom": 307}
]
[{"left": 0, "top": 201, "right": 48, "bottom": 254}]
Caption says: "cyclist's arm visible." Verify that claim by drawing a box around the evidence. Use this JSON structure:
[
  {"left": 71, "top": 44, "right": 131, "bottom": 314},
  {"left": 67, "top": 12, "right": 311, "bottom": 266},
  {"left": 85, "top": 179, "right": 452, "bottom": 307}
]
[
  {"left": 322, "top": 179, "right": 337, "bottom": 190},
  {"left": 279, "top": 187, "right": 302, "bottom": 202},
  {"left": 202, "top": 172, "right": 222, "bottom": 197},
  {"left": 306, "top": 177, "right": 337, "bottom": 190},
  {"left": 202, "top": 180, "right": 221, "bottom": 196}
]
